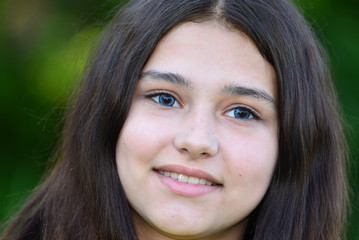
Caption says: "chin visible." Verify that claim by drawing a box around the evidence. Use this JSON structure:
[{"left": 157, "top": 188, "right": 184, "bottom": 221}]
[{"left": 133, "top": 209, "right": 246, "bottom": 240}]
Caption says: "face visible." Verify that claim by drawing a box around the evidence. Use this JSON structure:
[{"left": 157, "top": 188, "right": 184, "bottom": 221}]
[{"left": 116, "top": 22, "right": 278, "bottom": 240}]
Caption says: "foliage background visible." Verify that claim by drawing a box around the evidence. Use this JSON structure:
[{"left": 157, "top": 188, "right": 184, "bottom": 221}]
[{"left": 0, "top": 0, "right": 358, "bottom": 238}]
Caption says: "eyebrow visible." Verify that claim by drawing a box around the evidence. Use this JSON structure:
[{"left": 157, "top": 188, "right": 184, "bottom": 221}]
[
  {"left": 222, "top": 84, "right": 276, "bottom": 108},
  {"left": 140, "top": 70, "right": 192, "bottom": 88}
]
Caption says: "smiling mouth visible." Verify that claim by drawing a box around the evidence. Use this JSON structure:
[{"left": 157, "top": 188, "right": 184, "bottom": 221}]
[{"left": 158, "top": 170, "right": 220, "bottom": 186}]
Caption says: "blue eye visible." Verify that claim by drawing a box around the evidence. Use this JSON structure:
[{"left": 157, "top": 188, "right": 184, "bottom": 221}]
[
  {"left": 151, "top": 93, "right": 179, "bottom": 107},
  {"left": 227, "top": 107, "right": 256, "bottom": 120}
]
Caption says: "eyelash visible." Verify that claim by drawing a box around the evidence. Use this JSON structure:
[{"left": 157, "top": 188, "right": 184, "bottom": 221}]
[
  {"left": 225, "top": 106, "right": 260, "bottom": 120},
  {"left": 146, "top": 91, "right": 260, "bottom": 120},
  {"left": 146, "top": 91, "right": 180, "bottom": 108}
]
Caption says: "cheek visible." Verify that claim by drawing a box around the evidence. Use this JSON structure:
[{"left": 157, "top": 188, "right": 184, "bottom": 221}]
[
  {"left": 225, "top": 128, "right": 278, "bottom": 191},
  {"left": 116, "top": 109, "right": 177, "bottom": 167},
  {"left": 235, "top": 141, "right": 277, "bottom": 175},
  {"left": 115, "top": 110, "right": 172, "bottom": 196}
]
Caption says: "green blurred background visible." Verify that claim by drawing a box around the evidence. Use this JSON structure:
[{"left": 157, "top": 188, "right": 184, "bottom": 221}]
[{"left": 0, "top": 0, "right": 358, "bottom": 238}]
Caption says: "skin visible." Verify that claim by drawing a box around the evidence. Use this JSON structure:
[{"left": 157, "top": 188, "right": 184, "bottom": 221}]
[{"left": 116, "top": 22, "right": 278, "bottom": 240}]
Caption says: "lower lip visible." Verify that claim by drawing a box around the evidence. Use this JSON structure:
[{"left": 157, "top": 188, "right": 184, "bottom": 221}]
[{"left": 155, "top": 171, "right": 221, "bottom": 197}]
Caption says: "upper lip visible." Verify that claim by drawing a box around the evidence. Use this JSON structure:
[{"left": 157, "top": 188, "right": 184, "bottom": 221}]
[{"left": 155, "top": 164, "right": 222, "bottom": 185}]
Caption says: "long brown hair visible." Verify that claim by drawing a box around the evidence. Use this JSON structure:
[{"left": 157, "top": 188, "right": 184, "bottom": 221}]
[{"left": 1, "top": 0, "right": 348, "bottom": 239}]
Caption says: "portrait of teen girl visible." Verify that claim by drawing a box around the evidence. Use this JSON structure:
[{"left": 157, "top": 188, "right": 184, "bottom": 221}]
[{"left": 1, "top": 0, "right": 348, "bottom": 239}]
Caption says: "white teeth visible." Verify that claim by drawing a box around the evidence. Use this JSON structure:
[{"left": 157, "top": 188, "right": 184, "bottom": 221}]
[
  {"left": 158, "top": 171, "right": 217, "bottom": 186},
  {"left": 188, "top": 177, "right": 199, "bottom": 184},
  {"left": 178, "top": 174, "right": 188, "bottom": 183},
  {"left": 199, "top": 178, "right": 207, "bottom": 185}
]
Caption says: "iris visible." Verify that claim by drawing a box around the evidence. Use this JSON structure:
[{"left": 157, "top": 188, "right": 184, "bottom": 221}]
[
  {"left": 233, "top": 108, "right": 252, "bottom": 120},
  {"left": 153, "top": 93, "right": 176, "bottom": 107}
]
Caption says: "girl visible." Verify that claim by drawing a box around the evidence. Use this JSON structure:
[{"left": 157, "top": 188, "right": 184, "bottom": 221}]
[{"left": 1, "top": 0, "right": 348, "bottom": 239}]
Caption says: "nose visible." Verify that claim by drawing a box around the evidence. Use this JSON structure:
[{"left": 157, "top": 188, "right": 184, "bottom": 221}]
[{"left": 174, "top": 111, "right": 219, "bottom": 159}]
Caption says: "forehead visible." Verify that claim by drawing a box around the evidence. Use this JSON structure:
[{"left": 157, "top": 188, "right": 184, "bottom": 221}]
[{"left": 142, "top": 21, "right": 277, "bottom": 101}]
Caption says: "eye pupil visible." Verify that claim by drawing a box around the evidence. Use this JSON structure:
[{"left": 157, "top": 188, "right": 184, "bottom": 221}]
[
  {"left": 159, "top": 94, "right": 175, "bottom": 106},
  {"left": 234, "top": 108, "right": 250, "bottom": 119}
]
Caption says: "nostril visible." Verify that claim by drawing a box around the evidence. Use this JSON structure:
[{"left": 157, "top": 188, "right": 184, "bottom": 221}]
[
  {"left": 176, "top": 143, "right": 218, "bottom": 160},
  {"left": 173, "top": 124, "right": 219, "bottom": 159}
]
